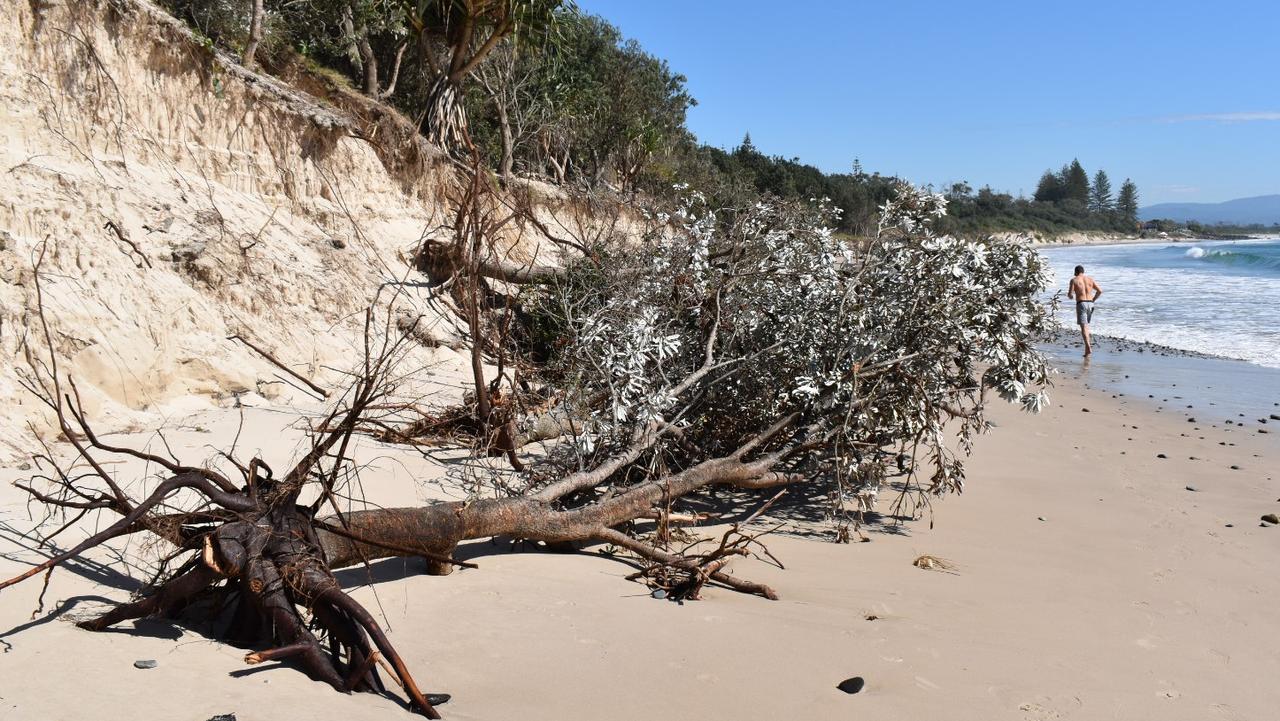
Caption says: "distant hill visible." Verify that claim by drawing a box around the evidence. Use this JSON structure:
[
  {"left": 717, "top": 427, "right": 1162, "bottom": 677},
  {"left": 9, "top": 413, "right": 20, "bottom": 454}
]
[{"left": 1140, "top": 194, "right": 1280, "bottom": 225}]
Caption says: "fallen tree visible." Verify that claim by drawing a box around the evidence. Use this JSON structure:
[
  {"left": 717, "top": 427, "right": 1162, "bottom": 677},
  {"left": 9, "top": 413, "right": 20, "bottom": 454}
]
[{"left": 3, "top": 183, "right": 1053, "bottom": 716}]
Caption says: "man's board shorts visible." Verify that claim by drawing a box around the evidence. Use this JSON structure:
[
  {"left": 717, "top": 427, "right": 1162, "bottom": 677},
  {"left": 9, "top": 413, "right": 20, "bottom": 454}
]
[{"left": 1076, "top": 300, "right": 1095, "bottom": 325}]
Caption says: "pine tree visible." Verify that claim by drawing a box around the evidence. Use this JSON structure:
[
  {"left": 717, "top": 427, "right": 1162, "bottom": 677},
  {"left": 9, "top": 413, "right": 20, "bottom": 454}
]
[
  {"left": 1089, "top": 169, "right": 1114, "bottom": 213},
  {"left": 1063, "top": 159, "right": 1090, "bottom": 205},
  {"left": 1033, "top": 171, "right": 1063, "bottom": 202},
  {"left": 1116, "top": 179, "right": 1140, "bottom": 226},
  {"left": 737, "top": 132, "right": 757, "bottom": 155}
]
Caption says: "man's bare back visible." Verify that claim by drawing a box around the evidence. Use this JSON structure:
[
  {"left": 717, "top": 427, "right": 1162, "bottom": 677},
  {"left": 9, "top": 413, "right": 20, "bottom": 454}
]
[
  {"left": 1068, "top": 274, "right": 1100, "bottom": 302},
  {"left": 1068, "top": 265, "right": 1102, "bottom": 356}
]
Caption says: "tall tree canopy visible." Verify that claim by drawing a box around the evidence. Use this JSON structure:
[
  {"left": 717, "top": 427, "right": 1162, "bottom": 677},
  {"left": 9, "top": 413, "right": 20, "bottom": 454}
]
[
  {"left": 1062, "top": 159, "right": 1090, "bottom": 206},
  {"left": 401, "top": 0, "right": 567, "bottom": 146},
  {"left": 1034, "top": 170, "right": 1064, "bottom": 203},
  {"left": 1116, "top": 179, "right": 1140, "bottom": 226},
  {"left": 1089, "top": 169, "right": 1114, "bottom": 213},
  {"left": 465, "top": 8, "right": 693, "bottom": 188}
]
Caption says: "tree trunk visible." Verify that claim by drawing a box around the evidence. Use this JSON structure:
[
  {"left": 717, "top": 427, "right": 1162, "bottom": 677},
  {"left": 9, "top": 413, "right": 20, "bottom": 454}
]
[
  {"left": 495, "top": 101, "right": 514, "bottom": 178},
  {"left": 422, "top": 76, "right": 467, "bottom": 151},
  {"left": 242, "top": 0, "right": 265, "bottom": 70},
  {"left": 317, "top": 455, "right": 799, "bottom": 571},
  {"left": 357, "top": 31, "right": 380, "bottom": 96}
]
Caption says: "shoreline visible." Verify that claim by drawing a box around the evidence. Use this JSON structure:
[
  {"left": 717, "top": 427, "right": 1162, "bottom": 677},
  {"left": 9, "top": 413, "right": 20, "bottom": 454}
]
[
  {"left": 2, "top": 346, "right": 1278, "bottom": 720},
  {"left": 1025, "top": 232, "right": 1278, "bottom": 249},
  {"left": 1041, "top": 329, "right": 1280, "bottom": 425}
]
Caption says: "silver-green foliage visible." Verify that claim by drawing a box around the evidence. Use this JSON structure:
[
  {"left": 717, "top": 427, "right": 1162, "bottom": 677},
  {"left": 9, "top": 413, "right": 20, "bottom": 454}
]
[{"left": 529, "top": 183, "right": 1053, "bottom": 511}]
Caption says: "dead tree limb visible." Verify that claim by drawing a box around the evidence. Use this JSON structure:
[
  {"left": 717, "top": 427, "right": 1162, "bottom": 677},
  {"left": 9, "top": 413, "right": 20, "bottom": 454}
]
[{"left": 227, "top": 333, "right": 330, "bottom": 398}]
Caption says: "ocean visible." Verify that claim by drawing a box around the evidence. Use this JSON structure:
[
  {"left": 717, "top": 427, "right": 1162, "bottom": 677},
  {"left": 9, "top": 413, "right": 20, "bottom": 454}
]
[{"left": 1038, "top": 238, "right": 1280, "bottom": 369}]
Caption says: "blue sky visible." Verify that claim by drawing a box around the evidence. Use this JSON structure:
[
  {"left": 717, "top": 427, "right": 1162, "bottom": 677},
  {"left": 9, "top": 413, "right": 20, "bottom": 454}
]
[{"left": 575, "top": 0, "right": 1279, "bottom": 205}]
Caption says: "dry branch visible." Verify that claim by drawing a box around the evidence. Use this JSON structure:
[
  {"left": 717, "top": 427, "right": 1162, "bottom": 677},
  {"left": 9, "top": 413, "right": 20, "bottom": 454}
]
[{"left": 227, "top": 333, "right": 329, "bottom": 398}]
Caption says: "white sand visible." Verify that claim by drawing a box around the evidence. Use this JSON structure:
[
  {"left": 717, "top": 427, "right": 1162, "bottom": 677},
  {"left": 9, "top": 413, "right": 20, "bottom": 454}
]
[{"left": 3, "top": 365, "right": 1278, "bottom": 721}]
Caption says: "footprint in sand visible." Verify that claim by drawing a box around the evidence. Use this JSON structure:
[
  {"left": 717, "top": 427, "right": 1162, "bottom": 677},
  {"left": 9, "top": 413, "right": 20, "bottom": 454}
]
[
  {"left": 1211, "top": 702, "right": 1244, "bottom": 720},
  {"left": 1018, "top": 702, "right": 1061, "bottom": 720},
  {"left": 1018, "top": 695, "right": 1082, "bottom": 719},
  {"left": 914, "top": 676, "right": 941, "bottom": 691}
]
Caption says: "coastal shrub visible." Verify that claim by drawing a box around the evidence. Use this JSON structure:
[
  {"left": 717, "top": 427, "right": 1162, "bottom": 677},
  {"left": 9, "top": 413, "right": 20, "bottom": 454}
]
[{"left": 523, "top": 183, "right": 1053, "bottom": 521}]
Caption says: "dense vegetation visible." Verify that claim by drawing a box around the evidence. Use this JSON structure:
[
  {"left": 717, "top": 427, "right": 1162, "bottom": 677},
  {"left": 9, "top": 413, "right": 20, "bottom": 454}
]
[
  {"left": 163, "top": 0, "right": 1142, "bottom": 238},
  {"left": 937, "top": 161, "right": 1140, "bottom": 237}
]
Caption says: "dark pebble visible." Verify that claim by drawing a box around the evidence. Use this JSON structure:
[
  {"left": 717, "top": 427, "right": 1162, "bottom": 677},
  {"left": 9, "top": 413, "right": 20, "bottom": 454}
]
[
  {"left": 133, "top": 659, "right": 157, "bottom": 670},
  {"left": 1230, "top": 465, "right": 1241, "bottom": 470},
  {"left": 1185, "top": 485, "right": 1199, "bottom": 492},
  {"left": 1262, "top": 514, "right": 1279, "bottom": 525},
  {"left": 837, "top": 677, "right": 866, "bottom": 694},
  {"left": 1156, "top": 453, "right": 1167, "bottom": 459},
  {"left": 1082, "top": 408, "right": 1090, "bottom": 413},
  {"left": 207, "top": 716, "right": 237, "bottom": 721},
  {"left": 1187, "top": 418, "right": 1196, "bottom": 423},
  {"left": 427, "top": 694, "right": 452, "bottom": 706}
]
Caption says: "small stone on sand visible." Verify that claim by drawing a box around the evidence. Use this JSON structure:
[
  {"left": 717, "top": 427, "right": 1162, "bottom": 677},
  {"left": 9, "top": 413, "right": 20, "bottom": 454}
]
[
  {"left": 837, "top": 677, "right": 866, "bottom": 694},
  {"left": 134, "top": 659, "right": 157, "bottom": 669},
  {"left": 1185, "top": 486, "right": 1199, "bottom": 492},
  {"left": 1262, "top": 514, "right": 1279, "bottom": 525}
]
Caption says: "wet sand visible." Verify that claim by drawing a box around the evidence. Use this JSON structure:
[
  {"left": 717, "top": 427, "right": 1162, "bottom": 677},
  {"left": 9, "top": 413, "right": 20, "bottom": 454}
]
[{"left": 1044, "top": 330, "right": 1280, "bottom": 425}]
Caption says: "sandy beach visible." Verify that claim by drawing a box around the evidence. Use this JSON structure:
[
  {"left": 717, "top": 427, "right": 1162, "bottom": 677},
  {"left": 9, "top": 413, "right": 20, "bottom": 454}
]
[
  {"left": 1, "top": 2, "right": 1277, "bottom": 719},
  {"left": 3, "top": 347, "right": 1277, "bottom": 721}
]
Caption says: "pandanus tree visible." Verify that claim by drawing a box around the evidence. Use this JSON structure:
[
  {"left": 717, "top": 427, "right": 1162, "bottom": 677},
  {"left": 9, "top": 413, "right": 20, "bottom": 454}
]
[
  {"left": 4, "top": 183, "right": 1052, "bottom": 715},
  {"left": 401, "top": 0, "right": 566, "bottom": 149}
]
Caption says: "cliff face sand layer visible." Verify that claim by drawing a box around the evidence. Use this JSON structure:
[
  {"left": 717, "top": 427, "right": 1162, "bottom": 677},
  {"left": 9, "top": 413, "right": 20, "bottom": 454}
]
[{"left": 0, "top": 0, "right": 466, "bottom": 459}]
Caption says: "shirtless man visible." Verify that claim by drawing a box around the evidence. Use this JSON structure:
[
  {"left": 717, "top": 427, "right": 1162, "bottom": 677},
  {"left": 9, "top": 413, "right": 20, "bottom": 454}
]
[{"left": 1067, "top": 265, "right": 1102, "bottom": 356}]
